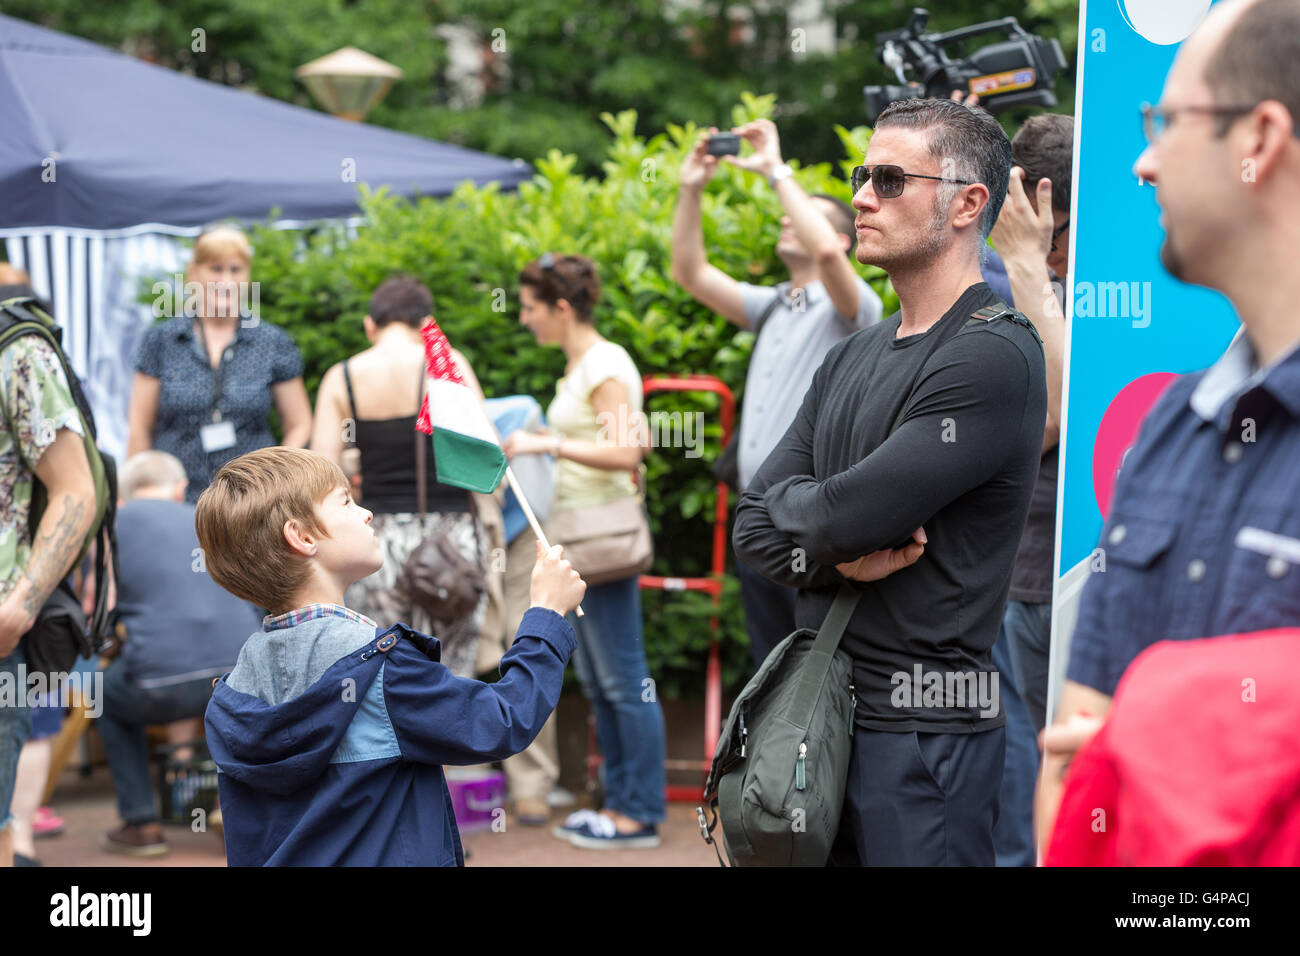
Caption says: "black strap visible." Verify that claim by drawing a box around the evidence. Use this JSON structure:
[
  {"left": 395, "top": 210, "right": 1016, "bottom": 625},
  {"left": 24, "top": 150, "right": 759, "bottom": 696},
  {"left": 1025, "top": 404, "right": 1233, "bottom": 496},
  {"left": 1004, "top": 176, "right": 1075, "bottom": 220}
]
[
  {"left": 414, "top": 369, "right": 427, "bottom": 519},
  {"left": 787, "top": 585, "right": 862, "bottom": 730},
  {"left": 193, "top": 319, "right": 234, "bottom": 424},
  {"left": 751, "top": 290, "right": 783, "bottom": 336},
  {"left": 341, "top": 360, "right": 359, "bottom": 431},
  {"left": 966, "top": 300, "right": 1043, "bottom": 347}
]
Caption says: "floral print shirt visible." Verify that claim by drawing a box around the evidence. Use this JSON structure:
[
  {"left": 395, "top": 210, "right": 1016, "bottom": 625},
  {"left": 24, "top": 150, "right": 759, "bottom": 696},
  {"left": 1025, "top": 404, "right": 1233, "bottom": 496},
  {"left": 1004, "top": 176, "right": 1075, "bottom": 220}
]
[{"left": 0, "top": 335, "right": 82, "bottom": 601}]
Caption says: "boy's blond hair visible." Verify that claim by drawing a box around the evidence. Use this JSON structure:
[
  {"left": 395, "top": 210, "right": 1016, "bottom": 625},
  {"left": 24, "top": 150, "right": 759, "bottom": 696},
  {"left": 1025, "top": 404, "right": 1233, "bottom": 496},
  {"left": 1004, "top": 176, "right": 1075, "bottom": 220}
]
[{"left": 195, "top": 447, "right": 347, "bottom": 613}]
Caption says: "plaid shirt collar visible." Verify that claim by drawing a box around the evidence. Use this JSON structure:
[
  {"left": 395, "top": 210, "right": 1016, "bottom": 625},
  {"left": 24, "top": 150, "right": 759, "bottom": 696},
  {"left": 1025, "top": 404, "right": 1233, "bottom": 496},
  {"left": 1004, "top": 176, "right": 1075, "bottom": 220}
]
[{"left": 262, "top": 603, "right": 377, "bottom": 632}]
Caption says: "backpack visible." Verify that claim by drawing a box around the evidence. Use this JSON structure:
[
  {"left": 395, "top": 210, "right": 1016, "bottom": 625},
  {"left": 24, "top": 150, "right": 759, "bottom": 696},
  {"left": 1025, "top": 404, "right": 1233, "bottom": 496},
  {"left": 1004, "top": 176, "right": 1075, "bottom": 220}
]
[{"left": 0, "top": 293, "right": 118, "bottom": 672}]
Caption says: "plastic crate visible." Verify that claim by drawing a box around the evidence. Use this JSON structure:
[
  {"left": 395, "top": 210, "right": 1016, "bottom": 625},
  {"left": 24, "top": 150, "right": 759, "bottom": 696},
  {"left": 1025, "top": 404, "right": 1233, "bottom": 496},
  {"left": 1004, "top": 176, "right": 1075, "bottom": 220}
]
[{"left": 155, "top": 742, "right": 220, "bottom": 826}]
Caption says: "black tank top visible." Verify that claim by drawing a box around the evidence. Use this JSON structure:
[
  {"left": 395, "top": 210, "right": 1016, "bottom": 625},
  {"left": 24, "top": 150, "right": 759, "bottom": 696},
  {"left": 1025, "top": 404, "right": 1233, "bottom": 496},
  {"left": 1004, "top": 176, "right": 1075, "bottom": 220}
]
[{"left": 343, "top": 361, "right": 470, "bottom": 515}]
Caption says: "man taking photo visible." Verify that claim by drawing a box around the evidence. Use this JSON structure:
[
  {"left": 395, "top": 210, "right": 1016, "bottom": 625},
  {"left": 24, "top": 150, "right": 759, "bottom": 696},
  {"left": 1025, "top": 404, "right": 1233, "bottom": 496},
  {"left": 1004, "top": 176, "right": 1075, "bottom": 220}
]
[
  {"left": 733, "top": 98, "right": 1047, "bottom": 866},
  {"left": 672, "top": 120, "right": 883, "bottom": 669}
]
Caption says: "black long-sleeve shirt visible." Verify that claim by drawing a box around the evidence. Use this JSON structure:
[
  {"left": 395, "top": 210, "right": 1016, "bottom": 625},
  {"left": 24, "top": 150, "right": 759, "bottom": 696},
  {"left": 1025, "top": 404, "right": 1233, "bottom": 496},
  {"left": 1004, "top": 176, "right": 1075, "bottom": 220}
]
[{"left": 733, "top": 282, "right": 1046, "bottom": 732}]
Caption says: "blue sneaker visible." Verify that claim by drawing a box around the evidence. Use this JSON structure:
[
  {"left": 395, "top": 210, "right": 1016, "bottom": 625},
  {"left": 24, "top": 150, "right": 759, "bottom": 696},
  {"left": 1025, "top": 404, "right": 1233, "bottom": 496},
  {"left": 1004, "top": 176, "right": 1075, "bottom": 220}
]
[
  {"left": 551, "top": 808, "right": 602, "bottom": 841},
  {"left": 567, "top": 814, "right": 660, "bottom": 850}
]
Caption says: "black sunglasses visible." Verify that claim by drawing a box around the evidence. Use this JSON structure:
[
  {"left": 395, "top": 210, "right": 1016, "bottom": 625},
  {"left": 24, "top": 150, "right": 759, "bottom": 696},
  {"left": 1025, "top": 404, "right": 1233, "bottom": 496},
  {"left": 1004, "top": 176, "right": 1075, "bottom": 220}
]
[
  {"left": 1051, "top": 219, "right": 1070, "bottom": 252},
  {"left": 850, "top": 164, "right": 973, "bottom": 199}
]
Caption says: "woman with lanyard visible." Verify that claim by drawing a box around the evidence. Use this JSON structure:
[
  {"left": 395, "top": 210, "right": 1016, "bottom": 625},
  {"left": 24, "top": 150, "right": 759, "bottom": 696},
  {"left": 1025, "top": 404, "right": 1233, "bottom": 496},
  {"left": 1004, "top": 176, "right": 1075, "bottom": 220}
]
[{"left": 128, "top": 226, "right": 311, "bottom": 502}]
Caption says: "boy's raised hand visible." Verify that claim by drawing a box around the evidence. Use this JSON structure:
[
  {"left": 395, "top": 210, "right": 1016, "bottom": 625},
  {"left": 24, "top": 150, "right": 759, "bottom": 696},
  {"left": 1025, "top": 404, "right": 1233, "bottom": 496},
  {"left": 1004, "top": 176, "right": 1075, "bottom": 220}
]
[{"left": 529, "top": 540, "right": 586, "bottom": 617}]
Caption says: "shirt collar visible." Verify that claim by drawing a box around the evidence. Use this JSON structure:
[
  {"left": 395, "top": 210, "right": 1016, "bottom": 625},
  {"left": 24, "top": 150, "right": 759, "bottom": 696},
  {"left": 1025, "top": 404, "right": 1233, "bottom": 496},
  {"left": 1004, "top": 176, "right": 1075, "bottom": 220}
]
[
  {"left": 778, "top": 280, "right": 827, "bottom": 307},
  {"left": 1190, "top": 329, "right": 1300, "bottom": 424},
  {"left": 262, "top": 603, "right": 378, "bottom": 632}
]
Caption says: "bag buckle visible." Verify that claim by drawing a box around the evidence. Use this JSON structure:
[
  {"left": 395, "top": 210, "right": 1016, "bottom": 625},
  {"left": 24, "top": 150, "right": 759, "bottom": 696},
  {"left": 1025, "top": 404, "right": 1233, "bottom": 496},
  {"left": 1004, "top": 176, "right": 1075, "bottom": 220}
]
[{"left": 696, "top": 806, "right": 713, "bottom": 844}]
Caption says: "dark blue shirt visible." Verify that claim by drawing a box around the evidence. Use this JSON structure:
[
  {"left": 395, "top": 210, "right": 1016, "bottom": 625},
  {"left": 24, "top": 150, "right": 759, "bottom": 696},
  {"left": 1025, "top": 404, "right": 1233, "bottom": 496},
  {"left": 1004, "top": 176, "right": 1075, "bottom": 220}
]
[
  {"left": 1068, "top": 332, "right": 1300, "bottom": 695},
  {"left": 135, "top": 317, "right": 303, "bottom": 502},
  {"left": 115, "top": 498, "right": 261, "bottom": 688}
]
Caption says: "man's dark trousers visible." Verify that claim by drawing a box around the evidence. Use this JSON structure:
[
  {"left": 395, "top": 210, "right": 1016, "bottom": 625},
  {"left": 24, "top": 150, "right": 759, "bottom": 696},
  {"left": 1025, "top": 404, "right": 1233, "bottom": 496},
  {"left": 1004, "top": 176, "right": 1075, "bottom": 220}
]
[
  {"left": 828, "top": 725, "right": 1005, "bottom": 866},
  {"left": 734, "top": 558, "right": 797, "bottom": 670}
]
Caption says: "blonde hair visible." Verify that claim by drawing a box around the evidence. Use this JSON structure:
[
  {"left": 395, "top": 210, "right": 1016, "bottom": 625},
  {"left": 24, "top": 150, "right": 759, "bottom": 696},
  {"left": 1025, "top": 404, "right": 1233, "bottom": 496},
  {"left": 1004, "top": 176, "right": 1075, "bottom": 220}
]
[
  {"left": 120, "top": 450, "right": 187, "bottom": 500},
  {"left": 195, "top": 448, "right": 347, "bottom": 614},
  {"left": 190, "top": 225, "right": 253, "bottom": 271}
]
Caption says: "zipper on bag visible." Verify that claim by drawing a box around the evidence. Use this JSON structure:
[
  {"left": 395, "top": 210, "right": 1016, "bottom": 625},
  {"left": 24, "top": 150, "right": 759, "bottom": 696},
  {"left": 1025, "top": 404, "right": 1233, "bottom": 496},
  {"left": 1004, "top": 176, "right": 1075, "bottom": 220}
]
[
  {"left": 849, "top": 683, "right": 858, "bottom": 735},
  {"left": 795, "top": 742, "right": 807, "bottom": 791}
]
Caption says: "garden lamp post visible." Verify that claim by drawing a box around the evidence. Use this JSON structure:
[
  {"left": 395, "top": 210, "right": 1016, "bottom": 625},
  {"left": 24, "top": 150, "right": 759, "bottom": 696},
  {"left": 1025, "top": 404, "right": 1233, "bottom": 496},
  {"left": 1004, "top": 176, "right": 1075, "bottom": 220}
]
[{"left": 295, "top": 47, "right": 403, "bottom": 122}]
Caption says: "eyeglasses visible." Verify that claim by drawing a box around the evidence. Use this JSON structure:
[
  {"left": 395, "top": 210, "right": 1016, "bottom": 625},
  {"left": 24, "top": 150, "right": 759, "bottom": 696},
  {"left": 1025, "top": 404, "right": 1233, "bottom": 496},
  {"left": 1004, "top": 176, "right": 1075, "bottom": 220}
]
[
  {"left": 1051, "top": 219, "right": 1070, "bottom": 253},
  {"left": 1140, "top": 102, "right": 1258, "bottom": 143},
  {"left": 850, "top": 164, "right": 973, "bottom": 199}
]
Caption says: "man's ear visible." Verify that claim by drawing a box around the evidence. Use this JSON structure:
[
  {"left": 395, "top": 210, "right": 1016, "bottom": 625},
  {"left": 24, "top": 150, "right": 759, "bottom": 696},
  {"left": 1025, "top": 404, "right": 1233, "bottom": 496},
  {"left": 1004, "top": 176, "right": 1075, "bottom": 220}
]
[
  {"left": 283, "top": 518, "right": 317, "bottom": 557},
  {"left": 952, "top": 183, "right": 990, "bottom": 230},
  {"left": 363, "top": 315, "right": 378, "bottom": 343},
  {"left": 1238, "top": 100, "right": 1294, "bottom": 187},
  {"left": 172, "top": 479, "right": 188, "bottom": 502}
]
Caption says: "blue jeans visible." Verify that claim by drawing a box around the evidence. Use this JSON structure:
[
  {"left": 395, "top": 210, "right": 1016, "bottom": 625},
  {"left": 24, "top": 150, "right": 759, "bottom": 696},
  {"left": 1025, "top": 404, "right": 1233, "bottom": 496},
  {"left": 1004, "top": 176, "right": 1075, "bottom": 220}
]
[
  {"left": 0, "top": 645, "right": 32, "bottom": 832},
  {"left": 1005, "top": 599, "right": 1052, "bottom": 735},
  {"left": 992, "top": 599, "right": 1051, "bottom": 866},
  {"left": 569, "top": 576, "right": 666, "bottom": 824},
  {"left": 97, "top": 659, "right": 215, "bottom": 825}
]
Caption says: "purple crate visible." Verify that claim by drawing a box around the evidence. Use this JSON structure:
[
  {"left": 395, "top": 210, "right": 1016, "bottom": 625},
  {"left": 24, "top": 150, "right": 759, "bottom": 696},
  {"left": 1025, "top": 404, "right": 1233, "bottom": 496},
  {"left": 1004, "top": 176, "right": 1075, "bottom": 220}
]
[{"left": 446, "top": 768, "right": 506, "bottom": 832}]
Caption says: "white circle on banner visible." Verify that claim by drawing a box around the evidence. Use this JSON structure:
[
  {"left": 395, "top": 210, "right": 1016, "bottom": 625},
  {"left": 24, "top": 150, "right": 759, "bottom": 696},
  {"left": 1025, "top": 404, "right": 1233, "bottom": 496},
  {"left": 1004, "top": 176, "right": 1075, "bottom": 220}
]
[{"left": 1118, "top": 0, "right": 1213, "bottom": 44}]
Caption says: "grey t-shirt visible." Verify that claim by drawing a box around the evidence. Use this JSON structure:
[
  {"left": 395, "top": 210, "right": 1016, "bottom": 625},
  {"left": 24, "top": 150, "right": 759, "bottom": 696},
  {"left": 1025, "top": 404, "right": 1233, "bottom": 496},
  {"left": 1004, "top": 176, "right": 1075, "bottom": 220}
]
[{"left": 736, "top": 277, "right": 883, "bottom": 490}]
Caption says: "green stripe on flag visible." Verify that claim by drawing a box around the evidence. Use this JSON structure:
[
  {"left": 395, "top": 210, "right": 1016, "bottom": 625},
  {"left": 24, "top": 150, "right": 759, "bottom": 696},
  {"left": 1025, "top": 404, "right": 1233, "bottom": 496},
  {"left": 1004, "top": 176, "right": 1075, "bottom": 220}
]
[{"left": 431, "top": 428, "right": 508, "bottom": 493}]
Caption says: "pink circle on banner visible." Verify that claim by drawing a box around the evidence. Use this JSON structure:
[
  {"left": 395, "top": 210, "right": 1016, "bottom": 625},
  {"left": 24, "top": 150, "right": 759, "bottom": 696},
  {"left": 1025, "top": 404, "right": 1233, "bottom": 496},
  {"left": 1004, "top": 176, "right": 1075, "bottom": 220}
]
[{"left": 1092, "top": 372, "right": 1179, "bottom": 519}]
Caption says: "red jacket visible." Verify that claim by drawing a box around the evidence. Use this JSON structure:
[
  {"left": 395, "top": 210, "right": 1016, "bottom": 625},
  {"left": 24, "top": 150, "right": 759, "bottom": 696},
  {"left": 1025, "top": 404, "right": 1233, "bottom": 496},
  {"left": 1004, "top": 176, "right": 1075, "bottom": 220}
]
[{"left": 1046, "top": 629, "right": 1300, "bottom": 866}]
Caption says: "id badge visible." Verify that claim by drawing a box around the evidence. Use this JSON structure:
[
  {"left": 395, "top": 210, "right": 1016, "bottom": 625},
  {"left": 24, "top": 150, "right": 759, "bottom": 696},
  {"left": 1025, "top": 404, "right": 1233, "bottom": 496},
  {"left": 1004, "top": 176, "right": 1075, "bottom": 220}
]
[{"left": 200, "top": 420, "right": 237, "bottom": 453}]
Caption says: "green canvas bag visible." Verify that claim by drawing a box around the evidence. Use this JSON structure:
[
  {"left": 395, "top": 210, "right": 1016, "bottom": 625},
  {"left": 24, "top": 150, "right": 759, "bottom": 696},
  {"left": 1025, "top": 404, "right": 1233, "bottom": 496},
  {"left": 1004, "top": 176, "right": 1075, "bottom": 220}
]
[{"left": 698, "top": 585, "right": 861, "bottom": 866}]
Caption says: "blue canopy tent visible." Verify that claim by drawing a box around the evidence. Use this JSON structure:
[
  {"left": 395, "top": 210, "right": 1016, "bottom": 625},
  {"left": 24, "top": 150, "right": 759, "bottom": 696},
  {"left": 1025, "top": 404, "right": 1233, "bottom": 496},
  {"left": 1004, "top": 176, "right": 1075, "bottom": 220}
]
[{"left": 0, "top": 13, "right": 530, "bottom": 457}]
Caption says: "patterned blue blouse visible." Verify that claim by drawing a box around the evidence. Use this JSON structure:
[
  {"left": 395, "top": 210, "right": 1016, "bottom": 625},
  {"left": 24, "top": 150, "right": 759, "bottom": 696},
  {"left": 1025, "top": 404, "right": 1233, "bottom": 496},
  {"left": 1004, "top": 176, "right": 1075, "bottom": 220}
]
[{"left": 135, "top": 317, "right": 304, "bottom": 502}]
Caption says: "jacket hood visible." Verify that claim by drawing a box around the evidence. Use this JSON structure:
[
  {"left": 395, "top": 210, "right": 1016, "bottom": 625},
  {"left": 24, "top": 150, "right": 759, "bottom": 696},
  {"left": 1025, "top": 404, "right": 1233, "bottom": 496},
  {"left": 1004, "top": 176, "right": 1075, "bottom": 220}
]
[{"left": 205, "top": 638, "right": 388, "bottom": 796}]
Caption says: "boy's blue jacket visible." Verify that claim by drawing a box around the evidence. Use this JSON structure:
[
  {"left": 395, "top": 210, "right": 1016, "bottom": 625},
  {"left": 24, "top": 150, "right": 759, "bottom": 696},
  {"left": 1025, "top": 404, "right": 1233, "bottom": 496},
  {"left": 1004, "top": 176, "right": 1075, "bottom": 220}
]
[{"left": 204, "top": 607, "right": 575, "bottom": 866}]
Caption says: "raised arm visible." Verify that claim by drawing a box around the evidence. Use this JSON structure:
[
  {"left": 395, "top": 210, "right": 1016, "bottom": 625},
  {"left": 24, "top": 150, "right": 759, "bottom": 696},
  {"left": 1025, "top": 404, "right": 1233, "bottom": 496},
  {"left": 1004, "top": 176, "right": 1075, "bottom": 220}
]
[
  {"left": 671, "top": 130, "right": 750, "bottom": 327},
  {"left": 993, "top": 168, "right": 1065, "bottom": 453}
]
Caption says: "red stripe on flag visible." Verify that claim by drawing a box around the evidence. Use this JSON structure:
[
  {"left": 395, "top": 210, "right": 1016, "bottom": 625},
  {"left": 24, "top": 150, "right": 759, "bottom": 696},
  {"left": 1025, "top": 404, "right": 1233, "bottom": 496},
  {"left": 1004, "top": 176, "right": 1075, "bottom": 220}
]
[{"left": 416, "top": 318, "right": 465, "bottom": 435}]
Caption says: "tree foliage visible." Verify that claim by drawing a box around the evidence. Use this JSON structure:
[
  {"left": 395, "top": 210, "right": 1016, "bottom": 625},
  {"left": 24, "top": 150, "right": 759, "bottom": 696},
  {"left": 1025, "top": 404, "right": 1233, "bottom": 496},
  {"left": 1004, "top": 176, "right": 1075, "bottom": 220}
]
[{"left": 8, "top": 0, "right": 1078, "bottom": 171}]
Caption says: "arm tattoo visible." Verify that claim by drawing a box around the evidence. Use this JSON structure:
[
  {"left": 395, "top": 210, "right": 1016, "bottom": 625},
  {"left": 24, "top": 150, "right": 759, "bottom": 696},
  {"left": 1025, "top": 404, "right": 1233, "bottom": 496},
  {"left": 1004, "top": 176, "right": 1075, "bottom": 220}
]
[{"left": 20, "top": 492, "right": 89, "bottom": 617}]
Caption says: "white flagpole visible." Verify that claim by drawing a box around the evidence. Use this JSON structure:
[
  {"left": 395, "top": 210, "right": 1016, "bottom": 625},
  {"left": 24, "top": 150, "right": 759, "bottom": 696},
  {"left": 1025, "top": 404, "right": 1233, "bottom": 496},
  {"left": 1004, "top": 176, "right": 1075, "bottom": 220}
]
[{"left": 505, "top": 465, "right": 584, "bottom": 618}]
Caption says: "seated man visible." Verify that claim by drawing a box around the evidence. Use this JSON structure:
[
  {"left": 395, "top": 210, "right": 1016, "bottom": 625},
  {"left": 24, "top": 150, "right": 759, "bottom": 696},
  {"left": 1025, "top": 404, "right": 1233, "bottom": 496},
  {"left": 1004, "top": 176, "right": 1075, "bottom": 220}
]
[
  {"left": 199, "top": 447, "right": 584, "bottom": 866},
  {"left": 99, "top": 451, "right": 261, "bottom": 857}
]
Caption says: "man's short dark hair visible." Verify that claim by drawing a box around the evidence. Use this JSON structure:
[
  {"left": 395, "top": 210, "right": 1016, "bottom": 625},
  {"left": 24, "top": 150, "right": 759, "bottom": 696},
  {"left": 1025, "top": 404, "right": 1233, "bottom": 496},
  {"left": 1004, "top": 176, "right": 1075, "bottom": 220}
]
[
  {"left": 1011, "top": 114, "right": 1074, "bottom": 214},
  {"left": 810, "top": 193, "right": 858, "bottom": 256},
  {"left": 1203, "top": 0, "right": 1300, "bottom": 137},
  {"left": 873, "top": 98, "right": 1012, "bottom": 241},
  {"left": 368, "top": 275, "right": 433, "bottom": 327}
]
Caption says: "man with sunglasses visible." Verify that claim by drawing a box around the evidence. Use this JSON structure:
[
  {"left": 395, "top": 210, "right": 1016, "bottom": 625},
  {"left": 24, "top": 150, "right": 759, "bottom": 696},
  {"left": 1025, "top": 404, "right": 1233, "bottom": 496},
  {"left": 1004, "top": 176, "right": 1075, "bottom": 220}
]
[
  {"left": 672, "top": 119, "right": 884, "bottom": 671},
  {"left": 734, "top": 97, "right": 1047, "bottom": 866},
  {"left": 1041, "top": 0, "right": 1300, "bottom": 853}
]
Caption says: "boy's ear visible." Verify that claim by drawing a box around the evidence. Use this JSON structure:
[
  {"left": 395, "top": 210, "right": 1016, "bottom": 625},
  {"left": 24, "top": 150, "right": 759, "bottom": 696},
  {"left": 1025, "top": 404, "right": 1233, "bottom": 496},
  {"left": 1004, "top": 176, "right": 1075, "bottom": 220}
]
[{"left": 283, "top": 518, "right": 317, "bottom": 557}]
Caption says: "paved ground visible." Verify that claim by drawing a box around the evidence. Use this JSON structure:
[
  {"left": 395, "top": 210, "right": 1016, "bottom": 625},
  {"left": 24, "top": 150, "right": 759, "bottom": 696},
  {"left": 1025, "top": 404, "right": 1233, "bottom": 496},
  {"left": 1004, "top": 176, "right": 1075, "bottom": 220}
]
[{"left": 30, "top": 765, "right": 719, "bottom": 867}]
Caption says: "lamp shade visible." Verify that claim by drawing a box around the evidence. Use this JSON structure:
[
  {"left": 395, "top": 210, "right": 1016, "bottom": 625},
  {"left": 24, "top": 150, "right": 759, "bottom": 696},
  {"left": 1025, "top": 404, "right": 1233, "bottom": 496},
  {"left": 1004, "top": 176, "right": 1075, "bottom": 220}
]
[{"left": 295, "top": 46, "right": 404, "bottom": 121}]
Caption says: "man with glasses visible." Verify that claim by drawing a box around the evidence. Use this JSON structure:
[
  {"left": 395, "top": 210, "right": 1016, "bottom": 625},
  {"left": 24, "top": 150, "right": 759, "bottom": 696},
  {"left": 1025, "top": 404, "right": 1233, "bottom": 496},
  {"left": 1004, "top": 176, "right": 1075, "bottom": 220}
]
[
  {"left": 672, "top": 119, "right": 884, "bottom": 671},
  {"left": 733, "top": 98, "right": 1047, "bottom": 866},
  {"left": 1042, "top": 0, "right": 1300, "bottom": 850}
]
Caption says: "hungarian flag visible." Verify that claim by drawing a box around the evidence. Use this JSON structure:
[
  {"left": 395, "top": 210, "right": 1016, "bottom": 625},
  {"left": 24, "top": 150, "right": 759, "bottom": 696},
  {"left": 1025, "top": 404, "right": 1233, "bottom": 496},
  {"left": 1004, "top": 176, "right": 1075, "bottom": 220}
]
[{"left": 415, "top": 319, "right": 507, "bottom": 493}]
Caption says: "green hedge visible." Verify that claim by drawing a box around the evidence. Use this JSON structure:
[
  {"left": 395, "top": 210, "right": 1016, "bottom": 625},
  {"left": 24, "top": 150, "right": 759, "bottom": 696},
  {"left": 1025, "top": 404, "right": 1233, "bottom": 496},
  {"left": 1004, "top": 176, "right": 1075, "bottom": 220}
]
[{"left": 236, "top": 94, "right": 896, "bottom": 699}]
